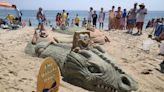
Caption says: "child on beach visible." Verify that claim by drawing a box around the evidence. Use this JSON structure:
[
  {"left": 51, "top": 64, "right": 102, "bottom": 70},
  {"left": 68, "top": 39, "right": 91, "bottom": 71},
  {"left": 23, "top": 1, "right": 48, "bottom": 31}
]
[
  {"left": 120, "top": 9, "right": 127, "bottom": 30},
  {"left": 75, "top": 14, "right": 80, "bottom": 26},
  {"left": 136, "top": 3, "right": 147, "bottom": 35},
  {"left": 66, "top": 13, "right": 70, "bottom": 26},
  {"left": 98, "top": 8, "right": 105, "bottom": 29},
  {"left": 82, "top": 18, "right": 88, "bottom": 28},
  {"left": 108, "top": 6, "right": 115, "bottom": 30}
]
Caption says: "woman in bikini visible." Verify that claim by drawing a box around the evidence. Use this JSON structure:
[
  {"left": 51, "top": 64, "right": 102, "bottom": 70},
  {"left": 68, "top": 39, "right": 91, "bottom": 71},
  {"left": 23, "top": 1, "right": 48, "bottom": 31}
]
[
  {"left": 115, "top": 7, "right": 122, "bottom": 30},
  {"left": 108, "top": 6, "right": 115, "bottom": 30}
]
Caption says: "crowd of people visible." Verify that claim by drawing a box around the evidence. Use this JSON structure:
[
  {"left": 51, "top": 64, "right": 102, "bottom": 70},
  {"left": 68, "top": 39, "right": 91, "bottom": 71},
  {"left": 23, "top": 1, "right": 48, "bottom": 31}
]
[
  {"left": 35, "top": 3, "right": 148, "bottom": 35},
  {"left": 108, "top": 3, "right": 147, "bottom": 35},
  {"left": 146, "top": 17, "right": 164, "bottom": 29}
]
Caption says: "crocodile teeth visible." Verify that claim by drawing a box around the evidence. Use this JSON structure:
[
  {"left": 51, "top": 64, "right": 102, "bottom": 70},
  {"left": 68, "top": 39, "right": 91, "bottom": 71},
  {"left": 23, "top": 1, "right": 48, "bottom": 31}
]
[{"left": 95, "top": 84, "right": 117, "bottom": 91}]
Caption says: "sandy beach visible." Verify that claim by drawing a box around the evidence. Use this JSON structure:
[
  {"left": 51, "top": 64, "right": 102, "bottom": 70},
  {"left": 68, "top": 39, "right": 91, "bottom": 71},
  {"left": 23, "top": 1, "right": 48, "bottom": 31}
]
[{"left": 0, "top": 27, "right": 163, "bottom": 92}]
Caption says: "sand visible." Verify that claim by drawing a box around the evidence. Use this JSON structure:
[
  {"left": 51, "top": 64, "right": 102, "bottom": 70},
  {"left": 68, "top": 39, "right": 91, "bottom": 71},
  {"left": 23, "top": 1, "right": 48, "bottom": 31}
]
[{"left": 0, "top": 27, "right": 163, "bottom": 92}]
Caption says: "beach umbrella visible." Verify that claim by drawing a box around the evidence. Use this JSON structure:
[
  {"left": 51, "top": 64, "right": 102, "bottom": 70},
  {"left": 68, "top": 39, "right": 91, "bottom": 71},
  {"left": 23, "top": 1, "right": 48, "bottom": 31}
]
[
  {"left": 0, "top": 1, "right": 22, "bottom": 25},
  {"left": 0, "top": 2, "right": 15, "bottom": 8}
]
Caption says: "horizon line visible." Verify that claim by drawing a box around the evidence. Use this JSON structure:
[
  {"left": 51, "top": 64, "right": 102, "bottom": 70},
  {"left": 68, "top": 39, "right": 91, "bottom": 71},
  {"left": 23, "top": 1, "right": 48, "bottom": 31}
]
[{"left": 20, "top": 9, "right": 164, "bottom": 11}]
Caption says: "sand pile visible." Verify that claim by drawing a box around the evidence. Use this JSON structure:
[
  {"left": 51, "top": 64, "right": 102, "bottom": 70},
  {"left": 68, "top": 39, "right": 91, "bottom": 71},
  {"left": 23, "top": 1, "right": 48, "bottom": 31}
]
[{"left": 0, "top": 27, "right": 163, "bottom": 92}]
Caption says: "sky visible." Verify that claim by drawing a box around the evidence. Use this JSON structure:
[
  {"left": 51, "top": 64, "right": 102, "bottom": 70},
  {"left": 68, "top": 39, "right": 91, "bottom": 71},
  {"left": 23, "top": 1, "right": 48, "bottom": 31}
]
[{"left": 2, "top": 0, "right": 164, "bottom": 11}]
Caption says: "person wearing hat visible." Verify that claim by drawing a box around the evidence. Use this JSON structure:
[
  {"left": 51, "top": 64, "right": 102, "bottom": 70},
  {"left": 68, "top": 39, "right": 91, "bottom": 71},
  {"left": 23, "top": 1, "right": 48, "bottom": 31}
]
[{"left": 136, "top": 3, "right": 147, "bottom": 35}]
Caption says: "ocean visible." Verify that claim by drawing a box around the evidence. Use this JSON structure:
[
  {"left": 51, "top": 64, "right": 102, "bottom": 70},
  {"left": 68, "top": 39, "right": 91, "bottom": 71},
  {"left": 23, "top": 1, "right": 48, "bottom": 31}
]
[{"left": 0, "top": 10, "right": 164, "bottom": 29}]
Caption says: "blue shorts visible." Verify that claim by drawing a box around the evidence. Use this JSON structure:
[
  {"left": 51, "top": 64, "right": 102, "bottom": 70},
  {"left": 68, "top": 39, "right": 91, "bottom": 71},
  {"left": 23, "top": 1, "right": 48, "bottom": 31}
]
[
  {"left": 127, "top": 19, "right": 136, "bottom": 25},
  {"left": 38, "top": 19, "right": 44, "bottom": 24}
]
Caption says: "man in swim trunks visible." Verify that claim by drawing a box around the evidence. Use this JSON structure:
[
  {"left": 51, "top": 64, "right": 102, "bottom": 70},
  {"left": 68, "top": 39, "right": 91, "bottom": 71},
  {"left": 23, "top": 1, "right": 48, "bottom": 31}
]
[{"left": 127, "top": 3, "right": 138, "bottom": 34}]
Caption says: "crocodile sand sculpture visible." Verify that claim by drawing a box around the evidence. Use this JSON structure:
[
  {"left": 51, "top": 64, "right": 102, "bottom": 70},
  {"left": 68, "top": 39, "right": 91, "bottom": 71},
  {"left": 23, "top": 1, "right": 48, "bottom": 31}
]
[{"left": 25, "top": 32, "right": 138, "bottom": 92}]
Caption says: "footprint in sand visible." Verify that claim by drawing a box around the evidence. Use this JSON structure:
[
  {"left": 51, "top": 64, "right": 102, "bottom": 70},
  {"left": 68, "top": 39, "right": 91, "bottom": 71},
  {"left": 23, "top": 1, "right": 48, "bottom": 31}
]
[
  {"left": 7, "top": 62, "right": 13, "bottom": 65},
  {"left": 6, "top": 87, "right": 23, "bottom": 92},
  {"left": 8, "top": 70, "right": 17, "bottom": 76},
  {"left": 0, "top": 54, "right": 8, "bottom": 60},
  {"left": 141, "top": 69, "right": 153, "bottom": 75},
  {"left": 121, "top": 58, "right": 128, "bottom": 63}
]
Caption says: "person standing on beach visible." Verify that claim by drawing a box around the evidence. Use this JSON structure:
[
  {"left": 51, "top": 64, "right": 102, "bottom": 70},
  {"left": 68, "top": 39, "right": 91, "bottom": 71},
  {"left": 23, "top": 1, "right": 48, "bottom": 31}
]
[
  {"left": 98, "top": 8, "right": 105, "bottom": 29},
  {"left": 56, "top": 13, "right": 61, "bottom": 27},
  {"left": 115, "top": 7, "right": 122, "bottom": 30},
  {"left": 75, "top": 14, "right": 80, "bottom": 26},
  {"left": 36, "top": 7, "right": 46, "bottom": 27},
  {"left": 127, "top": 3, "right": 138, "bottom": 34},
  {"left": 136, "top": 3, "right": 147, "bottom": 35},
  {"left": 92, "top": 10, "right": 98, "bottom": 27},
  {"left": 88, "top": 7, "right": 93, "bottom": 26},
  {"left": 108, "top": 6, "right": 115, "bottom": 30},
  {"left": 71, "top": 19, "right": 75, "bottom": 27},
  {"left": 66, "top": 13, "right": 70, "bottom": 26},
  {"left": 29, "top": 19, "right": 32, "bottom": 26},
  {"left": 120, "top": 9, "right": 127, "bottom": 30},
  {"left": 61, "top": 10, "right": 67, "bottom": 25}
]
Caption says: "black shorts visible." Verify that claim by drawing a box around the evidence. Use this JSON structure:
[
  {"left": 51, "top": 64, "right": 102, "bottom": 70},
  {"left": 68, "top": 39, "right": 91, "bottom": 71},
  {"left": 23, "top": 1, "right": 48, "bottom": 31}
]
[{"left": 75, "top": 23, "right": 79, "bottom": 26}]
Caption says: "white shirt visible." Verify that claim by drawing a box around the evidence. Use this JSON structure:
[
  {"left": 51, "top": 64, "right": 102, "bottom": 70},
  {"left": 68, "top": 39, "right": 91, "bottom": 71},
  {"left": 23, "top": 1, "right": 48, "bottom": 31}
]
[
  {"left": 88, "top": 11, "right": 93, "bottom": 21},
  {"left": 136, "top": 8, "right": 147, "bottom": 22}
]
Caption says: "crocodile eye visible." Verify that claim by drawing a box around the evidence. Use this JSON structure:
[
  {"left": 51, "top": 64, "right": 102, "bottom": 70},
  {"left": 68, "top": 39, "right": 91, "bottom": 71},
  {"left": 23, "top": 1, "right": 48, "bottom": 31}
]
[{"left": 88, "top": 66, "right": 101, "bottom": 73}]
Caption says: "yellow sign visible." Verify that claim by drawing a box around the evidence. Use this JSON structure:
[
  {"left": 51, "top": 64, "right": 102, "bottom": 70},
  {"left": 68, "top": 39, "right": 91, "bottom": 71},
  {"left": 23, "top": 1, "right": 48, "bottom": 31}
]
[{"left": 37, "top": 57, "right": 60, "bottom": 92}]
